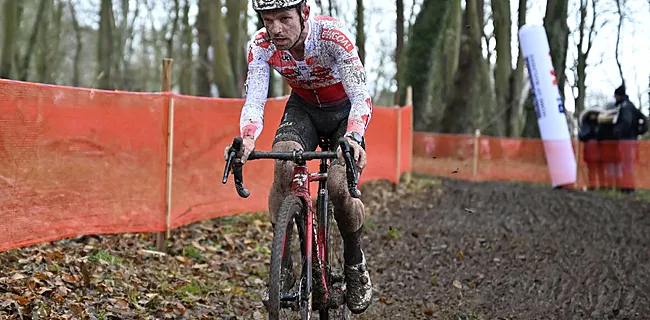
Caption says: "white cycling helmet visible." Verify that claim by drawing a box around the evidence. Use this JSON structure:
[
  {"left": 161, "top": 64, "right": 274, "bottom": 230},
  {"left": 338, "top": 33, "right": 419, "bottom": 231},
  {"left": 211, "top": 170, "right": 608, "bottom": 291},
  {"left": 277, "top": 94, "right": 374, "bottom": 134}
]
[{"left": 253, "top": 0, "right": 304, "bottom": 11}]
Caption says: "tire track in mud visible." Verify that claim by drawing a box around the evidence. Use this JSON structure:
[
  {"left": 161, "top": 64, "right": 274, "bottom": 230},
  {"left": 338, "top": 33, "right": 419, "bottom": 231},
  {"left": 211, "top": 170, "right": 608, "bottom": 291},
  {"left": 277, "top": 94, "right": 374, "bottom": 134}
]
[{"left": 356, "top": 178, "right": 650, "bottom": 320}]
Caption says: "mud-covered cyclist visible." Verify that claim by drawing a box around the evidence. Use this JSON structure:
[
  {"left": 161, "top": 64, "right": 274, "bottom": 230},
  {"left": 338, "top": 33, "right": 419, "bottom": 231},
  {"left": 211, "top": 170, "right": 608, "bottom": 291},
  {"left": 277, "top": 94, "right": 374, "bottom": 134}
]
[{"left": 223, "top": 0, "right": 373, "bottom": 314}]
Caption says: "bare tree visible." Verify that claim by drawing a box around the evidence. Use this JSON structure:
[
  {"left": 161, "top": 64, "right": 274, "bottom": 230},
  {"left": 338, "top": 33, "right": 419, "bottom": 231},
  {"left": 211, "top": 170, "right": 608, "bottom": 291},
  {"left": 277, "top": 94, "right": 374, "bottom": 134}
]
[
  {"left": 68, "top": 0, "right": 83, "bottom": 87},
  {"left": 490, "top": 0, "right": 528, "bottom": 136},
  {"left": 196, "top": 0, "right": 212, "bottom": 97},
  {"left": 356, "top": 0, "right": 365, "bottom": 65},
  {"left": 96, "top": 0, "right": 116, "bottom": 90},
  {"left": 394, "top": 0, "right": 403, "bottom": 105},
  {"left": 572, "top": 0, "right": 601, "bottom": 117},
  {"left": 614, "top": 0, "right": 626, "bottom": 86},
  {"left": 18, "top": 0, "right": 48, "bottom": 81},
  {"left": 0, "top": 0, "right": 23, "bottom": 79}
]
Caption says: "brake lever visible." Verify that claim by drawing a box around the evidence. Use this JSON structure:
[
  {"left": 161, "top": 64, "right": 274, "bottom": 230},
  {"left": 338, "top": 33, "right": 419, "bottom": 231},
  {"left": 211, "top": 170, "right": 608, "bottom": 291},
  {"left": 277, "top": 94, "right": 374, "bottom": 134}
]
[
  {"left": 221, "top": 136, "right": 250, "bottom": 198},
  {"left": 222, "top": 136, "right": 243, "bottom": 184},
  {"left": 233, "top": 159, "right": 250, "bottom": 198},
  {"left": 338, "top": 137, "right": 361, "bottom": 198}
]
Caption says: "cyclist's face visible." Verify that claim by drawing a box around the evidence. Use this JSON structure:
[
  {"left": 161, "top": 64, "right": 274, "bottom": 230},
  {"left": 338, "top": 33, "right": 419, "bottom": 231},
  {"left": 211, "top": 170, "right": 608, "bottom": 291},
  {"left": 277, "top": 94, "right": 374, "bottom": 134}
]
[{"left": 261, "top": 5, "right": 309, "bottom": 50}]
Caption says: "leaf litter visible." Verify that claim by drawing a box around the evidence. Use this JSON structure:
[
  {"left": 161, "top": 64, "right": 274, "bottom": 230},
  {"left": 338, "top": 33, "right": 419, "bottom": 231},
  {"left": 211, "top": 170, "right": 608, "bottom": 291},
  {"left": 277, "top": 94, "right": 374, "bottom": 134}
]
[{"left": 0, "top": 212, "right": 274, "bottom": 319}]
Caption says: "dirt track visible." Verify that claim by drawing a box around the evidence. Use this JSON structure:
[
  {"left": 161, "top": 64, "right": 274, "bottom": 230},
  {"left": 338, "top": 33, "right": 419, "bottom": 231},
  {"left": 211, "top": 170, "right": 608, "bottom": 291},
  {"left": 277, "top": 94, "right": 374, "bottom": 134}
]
[
  {"left": 2, "top": 176, "right": 650, "bottom": 319},
  {"left": 357, "top": 177, "right": 650, "bottom": 320}
]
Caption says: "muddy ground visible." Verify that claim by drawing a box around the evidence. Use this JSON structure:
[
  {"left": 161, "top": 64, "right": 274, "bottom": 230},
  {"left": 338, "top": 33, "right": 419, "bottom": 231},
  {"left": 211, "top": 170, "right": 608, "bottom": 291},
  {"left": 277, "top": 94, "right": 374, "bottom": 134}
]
[{"left": 1, "top": 176, "right": 650, "bottom": 319}]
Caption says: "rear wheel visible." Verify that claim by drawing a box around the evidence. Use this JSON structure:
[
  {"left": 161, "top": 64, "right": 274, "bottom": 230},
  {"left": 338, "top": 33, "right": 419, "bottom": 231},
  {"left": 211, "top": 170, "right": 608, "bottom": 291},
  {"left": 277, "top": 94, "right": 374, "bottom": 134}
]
[
  {"left": 319, "top": 199, "right": 350, "bottom": 319},
  {"left": 268, "top": 195, "right": 303, "bottom": 320}
]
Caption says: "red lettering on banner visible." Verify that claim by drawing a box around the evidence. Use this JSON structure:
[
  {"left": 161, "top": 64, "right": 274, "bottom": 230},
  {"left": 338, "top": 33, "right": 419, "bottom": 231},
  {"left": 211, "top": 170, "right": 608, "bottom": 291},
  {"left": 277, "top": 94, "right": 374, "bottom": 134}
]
[
  {"left": 320, "top": 28, "right": 354, "bottom": 53},
  {"left": 550, "top": 70, "right": 557, "bottom": 85}
]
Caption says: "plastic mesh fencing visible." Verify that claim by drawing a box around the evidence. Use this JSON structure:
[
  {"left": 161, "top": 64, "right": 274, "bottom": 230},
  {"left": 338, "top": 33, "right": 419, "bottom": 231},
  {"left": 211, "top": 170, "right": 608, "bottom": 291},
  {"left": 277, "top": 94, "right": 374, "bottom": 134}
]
[
  {"left": 0, "top": 80, "right": 168, "bottom": 252},
  {"left": 412, "top": 132, "right": 650, "bottom": 190},
  {"left": 169, "top": 96, "right": 412, "bottom": 228}
]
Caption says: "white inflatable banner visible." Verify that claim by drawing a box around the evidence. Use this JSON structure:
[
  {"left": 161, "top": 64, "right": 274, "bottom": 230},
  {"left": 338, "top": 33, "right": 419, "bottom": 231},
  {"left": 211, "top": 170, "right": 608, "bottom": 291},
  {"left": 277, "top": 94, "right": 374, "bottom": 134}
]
[{"left": 519, "top": 24, "right": 577, "bottom": 187}]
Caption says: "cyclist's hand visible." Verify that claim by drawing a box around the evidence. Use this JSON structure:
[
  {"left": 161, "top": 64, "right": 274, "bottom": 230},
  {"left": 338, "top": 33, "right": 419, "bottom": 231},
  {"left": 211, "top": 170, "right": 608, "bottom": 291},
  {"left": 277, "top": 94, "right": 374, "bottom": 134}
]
[
  {"left": 337, "top": 137, "right": 367, "bottom": 170},
  {"left": 223, "top": 137, "right": 256, "bottom": 163}
]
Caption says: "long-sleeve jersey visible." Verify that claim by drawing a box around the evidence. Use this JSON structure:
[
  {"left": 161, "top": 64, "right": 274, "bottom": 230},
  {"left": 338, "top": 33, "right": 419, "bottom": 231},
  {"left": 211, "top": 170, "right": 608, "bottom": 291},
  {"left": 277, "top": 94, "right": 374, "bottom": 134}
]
[{"left": 239, "top": 15, "right": 373, "bottom": 141}]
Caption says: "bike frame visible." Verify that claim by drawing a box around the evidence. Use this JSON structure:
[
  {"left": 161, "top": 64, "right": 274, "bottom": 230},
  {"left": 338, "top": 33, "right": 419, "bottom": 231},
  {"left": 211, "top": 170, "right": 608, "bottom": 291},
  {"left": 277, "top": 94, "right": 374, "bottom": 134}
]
[{"left": 291, "top": 156, "right": 332, "bottom": 307}]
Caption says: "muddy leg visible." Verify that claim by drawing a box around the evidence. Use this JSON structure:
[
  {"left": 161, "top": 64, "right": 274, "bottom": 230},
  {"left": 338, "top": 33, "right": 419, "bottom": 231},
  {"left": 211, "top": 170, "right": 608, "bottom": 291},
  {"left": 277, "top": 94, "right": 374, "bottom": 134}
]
[{"left": 268, "top": 141, "right": 303, "bottom": 224}]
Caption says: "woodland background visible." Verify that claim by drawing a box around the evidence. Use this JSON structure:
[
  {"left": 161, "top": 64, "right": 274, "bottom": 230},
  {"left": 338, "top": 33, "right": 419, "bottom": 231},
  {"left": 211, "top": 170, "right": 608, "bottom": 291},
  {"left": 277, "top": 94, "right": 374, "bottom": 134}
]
[{"left": 0, "top": 0, "right": 649, "bottom": 138}]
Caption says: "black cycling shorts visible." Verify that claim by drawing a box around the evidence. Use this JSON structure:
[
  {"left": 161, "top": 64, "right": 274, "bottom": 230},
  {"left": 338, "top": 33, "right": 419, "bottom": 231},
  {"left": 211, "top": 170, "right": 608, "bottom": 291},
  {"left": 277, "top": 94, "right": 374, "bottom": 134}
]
[{"left": 273, "top": 92, "right": 366, "bottom": 154}]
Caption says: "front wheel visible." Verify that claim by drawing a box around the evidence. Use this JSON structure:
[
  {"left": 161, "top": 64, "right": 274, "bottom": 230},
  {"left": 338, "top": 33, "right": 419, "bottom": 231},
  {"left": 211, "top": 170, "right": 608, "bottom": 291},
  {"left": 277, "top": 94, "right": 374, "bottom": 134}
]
[{"left": 268, "top": 195, "right": 303, "bottom": 320}]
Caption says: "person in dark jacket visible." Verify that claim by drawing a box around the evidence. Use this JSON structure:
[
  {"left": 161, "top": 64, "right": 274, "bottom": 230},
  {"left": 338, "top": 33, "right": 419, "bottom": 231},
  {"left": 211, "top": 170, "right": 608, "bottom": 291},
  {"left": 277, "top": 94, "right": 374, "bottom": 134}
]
[
  {"left": 595, "top": 101, "right": 619, "bottom": 190},
  {"left": 578, "top": 106, "right": 604, "bottom": 190},
  {"left": 611, "top": 85, "right": 639, "bottom": 194}
]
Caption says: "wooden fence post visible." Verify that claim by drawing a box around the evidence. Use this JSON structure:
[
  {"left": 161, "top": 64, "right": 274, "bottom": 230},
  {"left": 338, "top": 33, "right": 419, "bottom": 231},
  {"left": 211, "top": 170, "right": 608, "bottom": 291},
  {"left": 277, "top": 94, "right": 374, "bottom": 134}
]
[
  {"left": 473, "top": 129, "right": 481, "bottom": 177},
  {"left": 155, "top": 58, "right": 174, "bottom": 252},
  {"left": 403, "top": 86, "right": 413, "bottom": 184}
]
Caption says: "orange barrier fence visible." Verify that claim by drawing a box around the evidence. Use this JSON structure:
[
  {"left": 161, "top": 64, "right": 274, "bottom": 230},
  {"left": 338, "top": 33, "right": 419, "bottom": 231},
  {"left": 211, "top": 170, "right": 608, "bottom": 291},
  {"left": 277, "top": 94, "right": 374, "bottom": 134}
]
[
  {"left": 412, "top": 132, "right": 650, "bottom": 190},
  {"left": 2, "top": 76, "right": 646, "bottom": 253},
  {"left": 0, "top": 79, "right": 413, "bottom": 252}
]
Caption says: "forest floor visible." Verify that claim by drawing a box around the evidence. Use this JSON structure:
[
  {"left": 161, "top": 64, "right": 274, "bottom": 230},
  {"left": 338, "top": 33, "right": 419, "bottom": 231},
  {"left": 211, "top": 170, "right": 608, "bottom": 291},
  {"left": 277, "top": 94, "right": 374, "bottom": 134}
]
[{"left": 2, "top": 175, "right": 650, "bottom": 319}]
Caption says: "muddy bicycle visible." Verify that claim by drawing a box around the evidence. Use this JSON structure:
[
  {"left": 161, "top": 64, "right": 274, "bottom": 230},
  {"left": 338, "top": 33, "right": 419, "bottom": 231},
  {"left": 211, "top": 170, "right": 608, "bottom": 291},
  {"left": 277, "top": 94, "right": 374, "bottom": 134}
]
[{"left": 223, "top": 136, "right": 360, "bottom": 319}]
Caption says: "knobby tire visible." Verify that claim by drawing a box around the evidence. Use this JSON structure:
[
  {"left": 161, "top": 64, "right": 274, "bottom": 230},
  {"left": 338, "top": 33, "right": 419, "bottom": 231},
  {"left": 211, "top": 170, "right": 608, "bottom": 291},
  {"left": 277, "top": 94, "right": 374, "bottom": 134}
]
[
  {"left": 268, "top": 195, "right": 303, "bottom": 320},
  {"left": 320, "top": 199, "right": 350, "bottom": 320}
]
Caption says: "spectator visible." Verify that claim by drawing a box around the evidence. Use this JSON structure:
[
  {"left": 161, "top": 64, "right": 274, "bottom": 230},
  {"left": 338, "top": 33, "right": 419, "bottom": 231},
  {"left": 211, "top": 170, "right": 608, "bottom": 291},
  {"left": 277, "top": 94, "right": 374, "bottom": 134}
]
[
  {"left": 595, "top": 101, "right": 619, "bottom": 190},
  {"left": 610, "top": 85, "right": 646, "bottom": 194},
  {"left": 578, "top": 106, "right": 604, "bottom": 190}
]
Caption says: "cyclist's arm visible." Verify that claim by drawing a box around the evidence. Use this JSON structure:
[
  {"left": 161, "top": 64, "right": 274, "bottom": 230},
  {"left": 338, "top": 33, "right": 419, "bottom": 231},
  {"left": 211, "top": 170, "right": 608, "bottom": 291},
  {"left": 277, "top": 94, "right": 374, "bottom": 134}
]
[
  {"left": 323, "top": 21, "right": 373, "bottom": 138},
  {"left": 240, "top": 32, "right": 272, "bottom": 141}
]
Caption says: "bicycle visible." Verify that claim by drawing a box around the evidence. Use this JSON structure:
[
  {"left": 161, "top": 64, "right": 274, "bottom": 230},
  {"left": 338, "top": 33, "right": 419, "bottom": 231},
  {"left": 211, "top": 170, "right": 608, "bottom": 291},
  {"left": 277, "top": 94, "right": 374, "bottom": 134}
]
[{"left": 222, "top": 136, "right": 362, "bottom": 320}]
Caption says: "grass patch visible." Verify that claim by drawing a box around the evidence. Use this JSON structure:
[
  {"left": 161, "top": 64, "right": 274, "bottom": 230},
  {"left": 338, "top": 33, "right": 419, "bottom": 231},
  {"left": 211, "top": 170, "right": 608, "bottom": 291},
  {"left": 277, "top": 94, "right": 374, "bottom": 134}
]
[{"left": 88, "top": 250, "right": 123, "bottom": 265}]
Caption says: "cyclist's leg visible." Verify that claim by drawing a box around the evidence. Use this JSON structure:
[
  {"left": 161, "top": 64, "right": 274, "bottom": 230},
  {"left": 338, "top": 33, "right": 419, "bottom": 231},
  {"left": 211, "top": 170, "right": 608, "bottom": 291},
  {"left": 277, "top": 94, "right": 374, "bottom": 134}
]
[{"left": 269, "top": 93, "right": 319, "bottom": 225}]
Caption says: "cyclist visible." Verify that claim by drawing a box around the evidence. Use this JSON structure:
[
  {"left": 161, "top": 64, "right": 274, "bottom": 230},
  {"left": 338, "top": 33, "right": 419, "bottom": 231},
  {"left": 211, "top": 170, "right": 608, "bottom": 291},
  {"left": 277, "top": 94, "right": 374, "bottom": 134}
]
[{"left": 224, "top": 0, "right": 373, "bottom": 314}]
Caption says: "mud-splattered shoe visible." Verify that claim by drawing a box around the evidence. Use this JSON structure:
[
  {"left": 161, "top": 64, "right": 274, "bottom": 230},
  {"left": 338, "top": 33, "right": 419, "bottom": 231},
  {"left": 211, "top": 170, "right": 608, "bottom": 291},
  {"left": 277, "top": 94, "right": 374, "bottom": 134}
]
[{"left": 344, "top": 251, "right": 372, "bottom": 314}]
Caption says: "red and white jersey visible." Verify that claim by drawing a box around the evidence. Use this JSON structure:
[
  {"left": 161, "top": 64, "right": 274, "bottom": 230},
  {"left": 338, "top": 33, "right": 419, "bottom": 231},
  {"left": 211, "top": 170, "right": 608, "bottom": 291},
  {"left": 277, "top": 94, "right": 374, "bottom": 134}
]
[{"left": 240, "top": 15, "right": 373, "bottom": 140}]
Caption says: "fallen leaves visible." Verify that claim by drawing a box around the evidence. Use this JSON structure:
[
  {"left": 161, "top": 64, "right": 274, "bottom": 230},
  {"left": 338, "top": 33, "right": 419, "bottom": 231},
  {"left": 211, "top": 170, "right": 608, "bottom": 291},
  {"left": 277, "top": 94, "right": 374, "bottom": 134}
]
[{"left": 0, "top": 212, "right": 274, "bottom": 319}]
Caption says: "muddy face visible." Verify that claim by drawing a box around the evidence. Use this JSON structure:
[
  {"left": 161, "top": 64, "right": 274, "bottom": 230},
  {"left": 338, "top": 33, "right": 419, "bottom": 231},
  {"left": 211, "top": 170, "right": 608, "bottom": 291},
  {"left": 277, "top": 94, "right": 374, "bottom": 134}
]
[{"left": 260, "top": 5, "right": 310, "bottom": 51}]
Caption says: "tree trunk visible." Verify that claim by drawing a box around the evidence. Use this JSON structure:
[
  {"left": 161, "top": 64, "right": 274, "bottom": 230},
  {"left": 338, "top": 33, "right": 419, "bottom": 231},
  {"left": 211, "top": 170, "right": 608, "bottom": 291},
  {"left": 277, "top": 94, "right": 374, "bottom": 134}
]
[
  {"left": 226, "top": 0, "right": 248, "bottom": 96},
  {"left": 36, "top": 0, "right": 54, "bottom": 84},
  {"left": 68, "top": 0, "right": 83, "bottom": 87},
  {"left": 439, "top": 0, "right": 482, "bottom": 134},
  {"left": 18, "top": 0, "right": 48, "bottom": 82},
  {"left": 97, "top": 0, "right": 116, "bottom": 90},
  {"left": 167, "top": 0, "right": 180, "bottom": 61},
  {"left": 210, "top": 1, "right": 238, "bottom": 97},
  {"left": 0, "top": 0, "right": 21, "bottom": 79},
  {"left": 491, "top": 0, "right": 512, "bottom": 136},
  {"left": 574, "top": 0, "right": 597, "bottom": 119},
  {"left": 543, "top": 0, "right": 570, "bottom": 101},
  {"left": 428, "top": 0, "right": 462, "bottom": 130},
  {"left": 196, "top": 0, "right": 212, "bottom": 97},
  {"left": 356, "top": 0, "right": 365, "bottom": 65},
  {"left": 508, "top": 0, "right": 528, "bottom": 137},
  {"left": 394, "top": 0, "right": 403, "bottom": 105},
  {"left": 402, "top": 0, "right": 452, "bottom": 131},
  {"left": 179, "top": 0, "right": 194, "bottom": 95}
]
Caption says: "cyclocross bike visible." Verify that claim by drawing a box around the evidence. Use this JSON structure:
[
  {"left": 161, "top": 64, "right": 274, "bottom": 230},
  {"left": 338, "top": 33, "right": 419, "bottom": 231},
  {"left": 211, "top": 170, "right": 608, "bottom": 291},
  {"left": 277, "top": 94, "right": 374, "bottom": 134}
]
[{"left": 223, "top": 136, "right": 361, "bottom": 320}]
